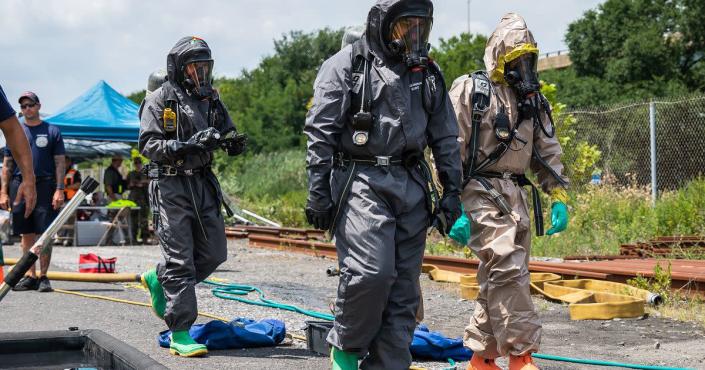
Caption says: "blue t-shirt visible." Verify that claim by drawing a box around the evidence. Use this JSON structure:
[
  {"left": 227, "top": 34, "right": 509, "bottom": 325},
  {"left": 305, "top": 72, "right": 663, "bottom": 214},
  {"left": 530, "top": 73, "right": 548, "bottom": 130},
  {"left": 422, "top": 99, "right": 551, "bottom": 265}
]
[
  {"left": 0, "top": 84, "right": 16, "bottom": 122},
  {"left": 4, "top": 121, "right": 66, "bottom": 178}
]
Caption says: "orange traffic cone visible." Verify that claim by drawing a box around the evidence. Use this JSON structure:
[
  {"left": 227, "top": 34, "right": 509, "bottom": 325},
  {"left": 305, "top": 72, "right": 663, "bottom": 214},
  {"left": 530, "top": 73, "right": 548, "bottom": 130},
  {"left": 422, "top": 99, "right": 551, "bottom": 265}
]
[{"left": 0, "top": 264, "right": 4, "bottom": 284}]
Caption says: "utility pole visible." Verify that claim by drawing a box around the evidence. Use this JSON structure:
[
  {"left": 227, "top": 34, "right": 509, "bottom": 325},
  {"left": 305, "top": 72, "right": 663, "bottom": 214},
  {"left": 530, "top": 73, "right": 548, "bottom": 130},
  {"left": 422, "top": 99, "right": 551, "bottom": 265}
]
[
  {"left": 467, "top": 0, "right": 472, "bottom": 35},
  {"left": 649, "top": 101, "right": 657, "bottom": 206}
]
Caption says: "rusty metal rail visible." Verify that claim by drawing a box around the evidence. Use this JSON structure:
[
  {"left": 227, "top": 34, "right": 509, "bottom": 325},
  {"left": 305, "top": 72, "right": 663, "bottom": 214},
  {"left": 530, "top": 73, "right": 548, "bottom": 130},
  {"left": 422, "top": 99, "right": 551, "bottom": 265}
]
[
  {"left": 226, "top": 225, "right": 326, "bottom": 241},
  {"left": 233, "top": 229, "right": 705, "bottom": 295},
  {"left": 620, "top": 236, "right": 705, "bottom": 258}
]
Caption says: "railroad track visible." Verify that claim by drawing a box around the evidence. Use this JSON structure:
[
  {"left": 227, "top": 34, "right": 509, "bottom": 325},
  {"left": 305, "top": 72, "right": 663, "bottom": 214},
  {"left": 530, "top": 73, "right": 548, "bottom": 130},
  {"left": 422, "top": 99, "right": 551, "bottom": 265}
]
[{"left": 228, "top": 226, "right": 705, "bottom": 295}]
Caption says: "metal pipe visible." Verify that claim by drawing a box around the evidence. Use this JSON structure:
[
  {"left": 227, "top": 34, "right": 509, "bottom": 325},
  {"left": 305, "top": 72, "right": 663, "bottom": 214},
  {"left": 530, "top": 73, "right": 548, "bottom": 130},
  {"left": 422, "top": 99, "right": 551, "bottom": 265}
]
[
  {"left": 242, "top": 209, "right": 281, "bottom": 227},
  {"left": 649, "top": 101, "right": 657, "bottom": 207}
]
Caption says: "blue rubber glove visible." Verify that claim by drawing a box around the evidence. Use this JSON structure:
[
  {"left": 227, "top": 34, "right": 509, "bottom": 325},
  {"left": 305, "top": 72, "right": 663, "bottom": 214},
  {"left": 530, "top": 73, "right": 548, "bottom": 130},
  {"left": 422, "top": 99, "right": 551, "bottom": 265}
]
[
  {"left": 546, "top": 201, "right": 569, "bottom": 235},
  {"left": 449, "top": 204, "right": 470, "bottom": 245}
]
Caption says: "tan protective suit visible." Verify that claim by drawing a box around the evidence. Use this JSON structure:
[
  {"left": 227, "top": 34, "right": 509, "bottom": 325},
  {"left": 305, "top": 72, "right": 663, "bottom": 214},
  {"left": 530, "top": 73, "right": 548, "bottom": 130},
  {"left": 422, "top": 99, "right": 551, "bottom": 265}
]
[{"left": 448, "top": 13, "right": 569, "bottom": 358}]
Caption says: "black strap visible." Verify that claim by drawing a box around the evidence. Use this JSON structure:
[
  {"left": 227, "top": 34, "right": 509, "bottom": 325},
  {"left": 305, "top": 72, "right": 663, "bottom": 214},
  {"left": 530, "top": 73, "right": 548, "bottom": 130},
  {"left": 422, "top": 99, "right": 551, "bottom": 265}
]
[
  {"left": 421, "top": 62, "right": 447, "bottom": 115},
  {"left": 463, "top": 71, "right": 492, "bottom": 185},
  {"left": 146, "top": 164, "right": 210, "bottom": 178},
  {"left": 334, "top": 153, "right": 404, "bottom": 167},
  {"left": 350, "top": 40, "right": 372, "bottom": 116},
  {"left": 474, "top": 171, "right": 545, "bottom": 236},
  {"left": 97, "top": 257, "right": 111, "bottom": 273},
  {"left": 531, "top": 147, "right": 568, "bottom": 187}
]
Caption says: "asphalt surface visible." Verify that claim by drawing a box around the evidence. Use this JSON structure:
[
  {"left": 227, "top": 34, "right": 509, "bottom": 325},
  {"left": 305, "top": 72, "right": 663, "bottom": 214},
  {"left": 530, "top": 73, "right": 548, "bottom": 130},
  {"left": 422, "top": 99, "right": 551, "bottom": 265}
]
[{"left": 1, "top": 240, "right": 704, "bottom": 370}]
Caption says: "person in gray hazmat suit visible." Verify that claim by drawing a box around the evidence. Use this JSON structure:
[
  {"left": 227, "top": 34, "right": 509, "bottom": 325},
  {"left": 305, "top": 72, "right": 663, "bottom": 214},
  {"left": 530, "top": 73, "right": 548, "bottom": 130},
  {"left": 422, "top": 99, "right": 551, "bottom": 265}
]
[
  {"left": 138, "top": 36, "right": 247, "bottom": 357},
  {"left": 448, "top": 13, "right": 570, "bottom": 370},
  {"left": 304, "top": 1, "right": 463, "bottom": 369}
]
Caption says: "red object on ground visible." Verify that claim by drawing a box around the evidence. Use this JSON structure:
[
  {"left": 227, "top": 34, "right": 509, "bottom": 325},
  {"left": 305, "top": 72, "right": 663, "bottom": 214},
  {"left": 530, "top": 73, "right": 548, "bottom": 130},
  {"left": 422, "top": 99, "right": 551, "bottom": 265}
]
[{"left": 79, "top": 253, "right": 116, "bottom": 273}]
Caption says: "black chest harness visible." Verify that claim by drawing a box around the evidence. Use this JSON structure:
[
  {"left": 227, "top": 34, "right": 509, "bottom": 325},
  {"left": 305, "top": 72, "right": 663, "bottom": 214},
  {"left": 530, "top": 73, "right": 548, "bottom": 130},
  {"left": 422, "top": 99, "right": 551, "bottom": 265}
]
[
  {"left": 326, "top": 41, "right": 449, "bottom": 234},
  {"left": 347, "top": 40, "right": 447, "bottom": 151},
  {"left": 462, "top": 71, "right": 567, "bottom": 236},
  {"left": 144, "top": 83, "right": 235, "bottom": 236}
]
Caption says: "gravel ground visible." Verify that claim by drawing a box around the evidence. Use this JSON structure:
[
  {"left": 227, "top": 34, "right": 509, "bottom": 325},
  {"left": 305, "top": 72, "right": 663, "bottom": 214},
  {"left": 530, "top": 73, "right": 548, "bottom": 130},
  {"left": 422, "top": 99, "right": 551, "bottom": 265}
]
[{"left": 1, "top": 240, "right": 704, "bottom": 370}]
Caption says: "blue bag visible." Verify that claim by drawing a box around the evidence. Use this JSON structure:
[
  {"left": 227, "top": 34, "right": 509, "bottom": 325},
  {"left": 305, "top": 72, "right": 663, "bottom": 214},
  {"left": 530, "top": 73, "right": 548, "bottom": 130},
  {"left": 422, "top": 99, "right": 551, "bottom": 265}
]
[
  {"left": 158, "top": 318, "right": 286, "bottom": 350},
  {"left": 410, "top": 324, "right": 473, "bottom": 361}
]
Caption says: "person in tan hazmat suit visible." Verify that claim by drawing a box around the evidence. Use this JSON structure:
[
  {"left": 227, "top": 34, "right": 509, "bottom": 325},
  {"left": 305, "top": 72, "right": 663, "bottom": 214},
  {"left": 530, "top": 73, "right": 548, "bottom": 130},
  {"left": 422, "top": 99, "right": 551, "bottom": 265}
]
[{"left": 448, "top": 13, "right": 570, "bottom": 370}]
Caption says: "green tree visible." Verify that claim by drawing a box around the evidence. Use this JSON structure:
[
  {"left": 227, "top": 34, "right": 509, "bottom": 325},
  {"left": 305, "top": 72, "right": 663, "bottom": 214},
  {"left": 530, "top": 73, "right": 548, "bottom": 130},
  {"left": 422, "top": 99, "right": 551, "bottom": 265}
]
[
  {"left": 431, "top": 33, "right": 487, "bottom": 84},
  {"left": 216, "top": 28, "right": 344, "bottom": 153},
  {"left": 549, "top": 0, "right": 705, "bottom": 107},
  {"left": 127, "top": 90, "right": 146, "bottom": 105}
]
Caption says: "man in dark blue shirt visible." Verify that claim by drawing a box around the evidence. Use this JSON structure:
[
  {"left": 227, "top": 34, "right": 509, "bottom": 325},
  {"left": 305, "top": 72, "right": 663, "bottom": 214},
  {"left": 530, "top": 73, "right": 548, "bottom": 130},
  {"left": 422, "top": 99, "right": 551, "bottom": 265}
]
[
  {"left": 0, "top": 85, "right": 36, "bottom": 225},
  {"left": 1, "top": 91, "right": 65, "bottom": 293}
]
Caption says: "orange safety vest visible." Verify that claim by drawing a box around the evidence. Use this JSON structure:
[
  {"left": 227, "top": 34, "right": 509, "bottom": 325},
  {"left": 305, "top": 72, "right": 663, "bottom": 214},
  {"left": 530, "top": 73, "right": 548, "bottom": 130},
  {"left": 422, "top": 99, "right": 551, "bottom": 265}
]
[{"left": 64, "top": 169, "right": 78, "bottom": 200}]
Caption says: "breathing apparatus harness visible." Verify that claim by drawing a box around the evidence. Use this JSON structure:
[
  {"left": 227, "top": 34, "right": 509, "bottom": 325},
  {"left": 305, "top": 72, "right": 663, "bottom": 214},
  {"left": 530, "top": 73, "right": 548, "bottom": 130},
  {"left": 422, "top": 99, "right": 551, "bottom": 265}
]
[
  {"left": 348, "top": 39, "right": 446, "bottom": 147},
  {"left": 462, "top": 71, "right": 566, "bottom": 236},
  {"left": 143, "top": 82, "right": 237, "bottom": 236},
  {"left": 326, "top": 39, "right": 446, "bottom": 235}
]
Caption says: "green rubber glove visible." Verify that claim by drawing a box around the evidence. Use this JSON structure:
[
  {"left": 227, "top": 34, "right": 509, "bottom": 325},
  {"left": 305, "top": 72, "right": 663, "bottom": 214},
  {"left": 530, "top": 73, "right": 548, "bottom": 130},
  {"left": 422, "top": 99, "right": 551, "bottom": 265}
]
[
  {"left": 449, "top": 204, "right": 470, "bottom": 245},
  {"left": 546, "top": 201, "right": 569, "bottom": 235}
]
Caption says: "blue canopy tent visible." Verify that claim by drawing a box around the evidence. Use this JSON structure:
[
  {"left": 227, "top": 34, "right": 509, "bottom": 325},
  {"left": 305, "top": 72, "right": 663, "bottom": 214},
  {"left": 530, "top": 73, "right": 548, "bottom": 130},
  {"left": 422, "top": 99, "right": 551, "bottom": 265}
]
[{"left": 45, "top": 80, "right": 140, "bottom": 143}]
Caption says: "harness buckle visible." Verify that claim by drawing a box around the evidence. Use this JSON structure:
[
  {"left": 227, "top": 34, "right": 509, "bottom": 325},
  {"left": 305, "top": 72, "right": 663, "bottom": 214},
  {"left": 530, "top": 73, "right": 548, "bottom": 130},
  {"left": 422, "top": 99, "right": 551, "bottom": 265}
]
[
  {"left": 376, "top": 156, "right": 391, "bottom": 166},
  {"left": 502, "top": 172, "right": 513, "bottom": 180},
  {"left": 472, "top": 111, "right": 484, "bottom": 122},
  {"left": 162, "top": 166, "right": 178, "bottom": 177}
]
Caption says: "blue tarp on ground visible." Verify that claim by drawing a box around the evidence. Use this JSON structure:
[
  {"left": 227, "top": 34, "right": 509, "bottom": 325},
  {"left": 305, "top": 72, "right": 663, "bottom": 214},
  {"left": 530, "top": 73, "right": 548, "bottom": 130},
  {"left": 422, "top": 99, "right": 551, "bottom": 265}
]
[
  {"left": 158, "top": 318, "right": 287, "bottom": 350},
  {"left": 45, "top": 80, "right": 140, "bottom": 142}
]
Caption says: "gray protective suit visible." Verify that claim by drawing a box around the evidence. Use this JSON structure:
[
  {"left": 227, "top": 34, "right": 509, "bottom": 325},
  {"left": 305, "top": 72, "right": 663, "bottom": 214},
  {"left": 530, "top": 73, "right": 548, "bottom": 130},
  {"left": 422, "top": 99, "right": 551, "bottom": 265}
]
[
  {"left": 448, "top": 14, "right": 569, "bottom": 358},
  {"left": 304, "top": 1, "right": 462, "bottom": 368},
  {"left": 139, "top": 37, "right": 234, "bottom": 331}
]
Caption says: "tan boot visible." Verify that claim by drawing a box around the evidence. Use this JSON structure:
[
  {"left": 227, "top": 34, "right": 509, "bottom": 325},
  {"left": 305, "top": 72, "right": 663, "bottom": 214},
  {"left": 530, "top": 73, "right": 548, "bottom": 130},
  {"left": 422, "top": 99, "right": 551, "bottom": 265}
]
[
  {"left": 509, "top": 354, "right": 539, "bottom": 370},
  {"left": 467, "top": 353, "right": 501, "bottom": 370}
]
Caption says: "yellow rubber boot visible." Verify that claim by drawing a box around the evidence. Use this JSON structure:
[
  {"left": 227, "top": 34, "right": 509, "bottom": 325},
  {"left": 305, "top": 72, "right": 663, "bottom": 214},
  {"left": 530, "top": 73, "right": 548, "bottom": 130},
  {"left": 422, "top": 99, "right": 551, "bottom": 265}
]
[
  {"left": 467, "top": 353, "right": 501, "bottom": 370},
  {"left": 509, "top": 354, "right": 539, "bottom": 370},
  {"left": 331, "top": 347, "right": 358, "bottom": 370}
]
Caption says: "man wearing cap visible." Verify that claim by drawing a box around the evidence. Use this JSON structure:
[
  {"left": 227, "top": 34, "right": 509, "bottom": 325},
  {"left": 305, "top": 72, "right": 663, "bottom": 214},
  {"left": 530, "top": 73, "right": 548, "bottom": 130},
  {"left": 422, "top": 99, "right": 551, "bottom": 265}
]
[{"left": 1, "top": 91, "right": 66, "bottom": 293}]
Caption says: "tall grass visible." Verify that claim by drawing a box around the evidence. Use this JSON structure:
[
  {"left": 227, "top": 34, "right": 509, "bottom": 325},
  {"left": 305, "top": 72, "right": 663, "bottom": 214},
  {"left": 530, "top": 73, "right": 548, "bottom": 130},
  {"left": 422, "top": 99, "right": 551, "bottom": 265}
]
[
  {"left": 216, "top": 149, "right": 705, "bottom": 258},
  {"left": 214, "top": 150, "right": 308, "bottom": 227},
  {"left": 532, "top": 178, "right": 705, "bottom": 257}
]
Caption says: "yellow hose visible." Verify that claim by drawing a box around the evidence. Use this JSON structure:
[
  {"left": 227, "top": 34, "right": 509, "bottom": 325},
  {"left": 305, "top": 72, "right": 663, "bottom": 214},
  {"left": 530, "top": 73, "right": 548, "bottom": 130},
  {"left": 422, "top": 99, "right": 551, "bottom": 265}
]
[
  {"left": 54, "top": 288, "right": 229, "bottom": 322},
  {"left": 4, "top": 257, "right": 227, "bottom": 321},
  {"left": 3, "top": 258, "right": 140, "bottom": 283}
]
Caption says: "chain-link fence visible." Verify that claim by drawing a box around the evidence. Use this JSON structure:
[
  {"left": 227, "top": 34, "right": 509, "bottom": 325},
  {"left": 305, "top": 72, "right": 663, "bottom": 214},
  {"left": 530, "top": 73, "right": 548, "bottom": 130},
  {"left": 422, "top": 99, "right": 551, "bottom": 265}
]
[{"left": 566, "top": 95, "right": 705, "bottom": 194}]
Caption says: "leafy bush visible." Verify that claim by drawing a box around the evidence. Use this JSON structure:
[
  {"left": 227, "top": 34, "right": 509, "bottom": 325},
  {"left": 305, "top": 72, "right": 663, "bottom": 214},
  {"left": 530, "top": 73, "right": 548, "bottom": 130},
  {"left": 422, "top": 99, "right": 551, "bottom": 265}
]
[
  {"left": 541, "top": 82, "right": 601, "bottom": 185},
  {"left": 214, "top": 150, "right": 308, "bottom": 227}
]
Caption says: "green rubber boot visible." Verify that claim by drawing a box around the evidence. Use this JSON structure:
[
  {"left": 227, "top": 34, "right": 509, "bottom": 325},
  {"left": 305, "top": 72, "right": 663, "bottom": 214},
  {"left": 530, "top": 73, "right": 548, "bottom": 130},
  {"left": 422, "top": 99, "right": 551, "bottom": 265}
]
[
  {"left": 141, "top": 268, "right": 166, "bottom": 319},
  {"left": 331, "top": 347, "right": 358, "bottom": 370},
  {"left": 169, "top": 330, "right": 208, "bottom": 357}
]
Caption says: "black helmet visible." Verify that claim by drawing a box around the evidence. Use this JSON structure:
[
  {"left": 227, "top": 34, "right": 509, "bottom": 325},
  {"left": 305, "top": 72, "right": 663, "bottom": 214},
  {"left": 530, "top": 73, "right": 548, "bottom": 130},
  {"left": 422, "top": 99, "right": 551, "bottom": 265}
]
[
  {"left": 380, "top": 0, "right": 433, "bottom": 67},
  {"left": 166, "top": 36, "right": 215, "bottom": 99}
]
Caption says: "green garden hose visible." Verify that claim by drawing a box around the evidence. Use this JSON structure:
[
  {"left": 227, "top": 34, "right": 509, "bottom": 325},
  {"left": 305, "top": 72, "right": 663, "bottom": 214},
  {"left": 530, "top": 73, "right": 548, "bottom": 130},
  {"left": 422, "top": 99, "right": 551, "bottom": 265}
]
[
  {"left": 532, "top": 353, "right": 693, "bottom": 370},
  {"left": 204, "top": 280, "right": 694, "bottom": 370},
  {"left": 204, "top": 280, "right": 335, "bottom": 321}
]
